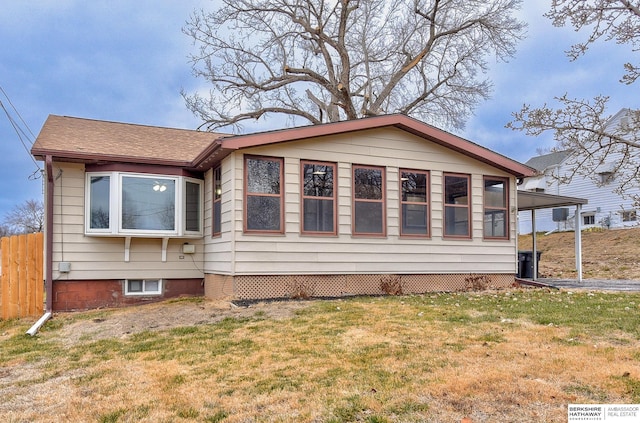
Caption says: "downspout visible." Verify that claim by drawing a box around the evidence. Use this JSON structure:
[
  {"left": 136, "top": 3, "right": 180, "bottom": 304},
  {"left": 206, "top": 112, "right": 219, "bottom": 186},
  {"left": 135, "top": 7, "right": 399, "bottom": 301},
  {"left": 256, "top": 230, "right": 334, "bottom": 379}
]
[{"left": 26, "top": 155, "right": 54, "bottom": 336}]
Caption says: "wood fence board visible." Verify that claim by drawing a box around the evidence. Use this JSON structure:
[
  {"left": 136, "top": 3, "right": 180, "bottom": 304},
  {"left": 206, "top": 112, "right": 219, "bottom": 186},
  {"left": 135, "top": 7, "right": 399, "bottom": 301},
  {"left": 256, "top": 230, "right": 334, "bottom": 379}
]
[
  {"left": 0, "top": 233, "right": 44, "bottom": 319},
  {"left": 35, "top": 232, "right": 44, "bottom": 314},
  {"left": 9, "top": 236, "right": 19, "bottom": 318},
  {"left": 34, "top": 232, "right": 44, "bottom": 315},
  {"left": 1, "top": 237, "right": 9, "bottom": 319}
]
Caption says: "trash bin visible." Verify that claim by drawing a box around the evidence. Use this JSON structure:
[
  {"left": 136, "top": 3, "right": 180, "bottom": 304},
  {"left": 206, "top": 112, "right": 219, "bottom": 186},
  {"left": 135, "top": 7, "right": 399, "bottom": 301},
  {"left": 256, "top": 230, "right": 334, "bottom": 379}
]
[{"left": 517, "top": 250, "right": 542, "bottom": 278}]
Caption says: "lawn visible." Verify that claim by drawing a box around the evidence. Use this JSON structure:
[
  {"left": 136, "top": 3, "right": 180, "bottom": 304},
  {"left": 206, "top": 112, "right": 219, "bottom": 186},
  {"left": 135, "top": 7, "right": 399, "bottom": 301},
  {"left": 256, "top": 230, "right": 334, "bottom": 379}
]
[{"left": 1, "top": 290, "right": 640, "bottom": 422}]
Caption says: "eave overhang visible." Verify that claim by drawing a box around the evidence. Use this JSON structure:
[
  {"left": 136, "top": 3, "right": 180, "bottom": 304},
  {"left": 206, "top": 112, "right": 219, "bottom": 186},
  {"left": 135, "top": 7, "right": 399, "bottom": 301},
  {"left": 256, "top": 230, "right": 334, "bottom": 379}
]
[{"left": 199, "top": 114, "right": 536, "bottom": 178}]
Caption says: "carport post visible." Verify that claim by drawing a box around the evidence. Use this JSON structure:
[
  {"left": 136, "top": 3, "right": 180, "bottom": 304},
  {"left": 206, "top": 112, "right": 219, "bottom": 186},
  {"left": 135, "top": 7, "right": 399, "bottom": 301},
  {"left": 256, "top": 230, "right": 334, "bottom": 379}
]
[
  {"left": 575, "top": 204, "right": 583, "bottom": 282},
  {"left": 531, "top": 209, "right": 537, "bottom": 281}
]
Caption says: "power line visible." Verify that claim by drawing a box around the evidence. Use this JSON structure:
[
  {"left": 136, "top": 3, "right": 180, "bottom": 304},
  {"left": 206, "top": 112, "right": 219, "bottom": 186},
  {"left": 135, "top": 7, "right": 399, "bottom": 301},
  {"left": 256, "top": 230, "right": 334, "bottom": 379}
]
[
  {"left": 0, "top": 86, "right": 42, "bottom": 175},
  {"left": 0, "top": 86, "right": 36, "bottom": 140}
]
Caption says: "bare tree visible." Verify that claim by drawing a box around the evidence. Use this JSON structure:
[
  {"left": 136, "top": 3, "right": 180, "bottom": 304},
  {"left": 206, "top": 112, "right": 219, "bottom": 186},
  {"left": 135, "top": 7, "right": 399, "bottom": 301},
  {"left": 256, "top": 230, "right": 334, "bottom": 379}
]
[
  {"left": 508, "top": 1, "right": 640, "bottom": 202},
  {"left": 3, "top": 199, "right": 44, "bottom": 234},
  {"left": 183, "top": 0, "right": 525, "bottom": 132},
  {"left": 0, "top": 224, "right": 12, "bottom": 238}
]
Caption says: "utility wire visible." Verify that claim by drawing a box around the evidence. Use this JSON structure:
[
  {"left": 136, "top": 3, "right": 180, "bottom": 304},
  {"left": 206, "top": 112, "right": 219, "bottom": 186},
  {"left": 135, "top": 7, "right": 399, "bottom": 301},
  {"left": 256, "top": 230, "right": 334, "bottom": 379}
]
[
  {"left": 0, "top": 85, "right": 36, "bottom": 141},
  {"left": 0, "top": 86, "right": 42, "bottom": 174}
]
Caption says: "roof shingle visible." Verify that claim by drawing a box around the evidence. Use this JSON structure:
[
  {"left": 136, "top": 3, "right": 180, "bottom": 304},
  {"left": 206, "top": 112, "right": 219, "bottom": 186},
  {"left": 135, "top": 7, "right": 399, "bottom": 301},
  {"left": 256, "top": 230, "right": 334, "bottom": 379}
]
[{"left": 31, "top": 115, "right": 225, "bottom": 166}]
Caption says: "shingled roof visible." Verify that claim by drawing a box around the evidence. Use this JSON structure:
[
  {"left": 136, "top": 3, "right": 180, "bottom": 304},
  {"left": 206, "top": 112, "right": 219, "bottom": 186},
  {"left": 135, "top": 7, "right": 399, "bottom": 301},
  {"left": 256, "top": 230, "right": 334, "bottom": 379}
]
[
  {"left": 31, "top": 115, "right": 225, "bottom": 167},
  {"left": 32, "top": 114, "right": 536, "bottom": 178},
  {"left": 524, "top": 150, "right": 571, "bottom": 172}
]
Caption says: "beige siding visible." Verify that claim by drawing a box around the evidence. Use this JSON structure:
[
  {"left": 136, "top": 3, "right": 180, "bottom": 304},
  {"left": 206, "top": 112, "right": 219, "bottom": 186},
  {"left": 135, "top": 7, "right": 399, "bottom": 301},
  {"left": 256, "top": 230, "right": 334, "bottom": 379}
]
[
  {"left": 219, "top": 127, "right": 518, "bottom": 275},
  {"left": 203, "top": 156, "right": 234, "bottom": 274},
  {"left": 50, "top": 163, "right": 204, "bottom": 281}
]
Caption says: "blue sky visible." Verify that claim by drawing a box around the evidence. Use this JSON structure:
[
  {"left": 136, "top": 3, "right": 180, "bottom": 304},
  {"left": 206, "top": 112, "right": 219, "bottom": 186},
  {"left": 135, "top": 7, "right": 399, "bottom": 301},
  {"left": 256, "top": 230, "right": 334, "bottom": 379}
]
[{"left": 1, "top": 1, "right": 637, "bottom": 218}]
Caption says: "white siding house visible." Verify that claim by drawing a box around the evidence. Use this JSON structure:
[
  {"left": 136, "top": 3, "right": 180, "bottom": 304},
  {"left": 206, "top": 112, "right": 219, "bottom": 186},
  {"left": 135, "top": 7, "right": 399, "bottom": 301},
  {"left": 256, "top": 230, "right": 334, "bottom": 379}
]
[{"left": 518, "top": 109, "right": 640, "bottom": 234}]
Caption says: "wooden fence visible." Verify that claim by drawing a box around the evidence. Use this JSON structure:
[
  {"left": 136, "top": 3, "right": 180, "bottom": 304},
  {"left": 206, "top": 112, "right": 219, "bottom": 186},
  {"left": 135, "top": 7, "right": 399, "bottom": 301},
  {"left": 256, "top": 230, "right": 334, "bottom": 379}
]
[{"left": 0, "top": 233, "right": 44, "bottom": 319}]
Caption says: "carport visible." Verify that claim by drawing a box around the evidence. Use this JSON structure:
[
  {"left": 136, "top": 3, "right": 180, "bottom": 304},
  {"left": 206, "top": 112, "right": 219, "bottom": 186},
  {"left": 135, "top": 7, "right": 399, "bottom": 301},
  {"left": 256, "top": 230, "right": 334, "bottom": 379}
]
[{"left": 517, "top": 191, "right": 589, "bottom": 282}]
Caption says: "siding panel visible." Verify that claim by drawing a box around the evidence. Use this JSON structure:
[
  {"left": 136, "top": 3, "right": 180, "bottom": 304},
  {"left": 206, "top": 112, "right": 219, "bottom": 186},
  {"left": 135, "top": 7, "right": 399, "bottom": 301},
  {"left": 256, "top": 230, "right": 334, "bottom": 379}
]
[{"left": 223, "top": 128, "right": 518, "bottom": 276}]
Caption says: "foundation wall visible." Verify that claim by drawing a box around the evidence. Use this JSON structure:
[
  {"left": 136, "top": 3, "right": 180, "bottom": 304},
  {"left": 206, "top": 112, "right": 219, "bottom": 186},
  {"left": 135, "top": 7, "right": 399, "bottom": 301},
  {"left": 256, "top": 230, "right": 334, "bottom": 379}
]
[
  {"left": 204, "top": 273, "right": 516, "bottom": 300},
  {"left": 52, "top": 278, "right": 204, "bottom": 311}
]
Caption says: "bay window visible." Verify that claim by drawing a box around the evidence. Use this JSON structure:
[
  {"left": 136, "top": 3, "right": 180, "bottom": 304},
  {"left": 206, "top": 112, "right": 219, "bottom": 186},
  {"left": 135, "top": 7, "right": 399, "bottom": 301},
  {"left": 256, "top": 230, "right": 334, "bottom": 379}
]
[{"left": 85, "top": 172, "right": 203, "bottom": 237}]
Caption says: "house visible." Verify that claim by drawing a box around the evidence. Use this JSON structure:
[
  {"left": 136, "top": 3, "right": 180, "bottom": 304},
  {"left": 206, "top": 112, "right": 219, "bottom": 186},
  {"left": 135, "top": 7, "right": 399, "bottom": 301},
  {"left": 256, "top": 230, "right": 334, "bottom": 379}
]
[
  {"left": 31, "top": 114, "right": 535, "bottom": 311},
  {"left": 518, "top": 109, "right": 640, "bottom": 234}
]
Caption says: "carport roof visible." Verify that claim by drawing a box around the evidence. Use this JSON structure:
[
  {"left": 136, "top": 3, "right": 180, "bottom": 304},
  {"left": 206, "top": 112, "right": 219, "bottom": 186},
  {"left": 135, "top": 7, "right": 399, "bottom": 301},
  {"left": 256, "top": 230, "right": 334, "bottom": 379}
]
[{"left": 517, "top": 191, "right": 588, "bottom": 211}]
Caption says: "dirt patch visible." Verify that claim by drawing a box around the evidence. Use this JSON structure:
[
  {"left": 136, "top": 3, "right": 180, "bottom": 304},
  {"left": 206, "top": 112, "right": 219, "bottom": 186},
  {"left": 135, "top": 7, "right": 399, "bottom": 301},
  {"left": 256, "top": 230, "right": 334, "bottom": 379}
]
[
  {"left": 56, "top": 298, "right": 311, "bottom": 346},
  {"left": 518, "top": 227, "right": 640, "bottom": 279}
]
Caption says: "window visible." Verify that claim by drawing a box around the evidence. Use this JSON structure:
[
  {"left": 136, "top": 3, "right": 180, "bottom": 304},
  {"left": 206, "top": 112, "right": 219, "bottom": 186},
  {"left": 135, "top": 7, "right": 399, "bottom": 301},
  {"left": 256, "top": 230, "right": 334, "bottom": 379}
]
[
  {"left": 212, "top": 166, "right": 222, "bottom": 236},
  {"left": 444, "top": 173, "right": 471, "bottom": 238},
  {"left": 483, "top": 177, "right": 509, "bottom": 239},
  {"left": 245, "top": 156, "right": 284, "bottom": 233},
  {"left": 185, "top": 181, "right": 201, "bottom": 232},
  {"left": 89, "top": 175, "right": 111, "bottom": 231},
  {"left": 125, "top": 279, "right": 162, "bottom": 296},
  {"left": 583, "top": 214, "right": 595, "bottom": 225},
  {"left": 622, "top": 210, "right": 637, "bottom": 222},
  {"left": 301, "top": 161, "right": 336, "bottom": 235},
  {"left": 353, "top": 165, "right": 385, "bottom": 236},
  {"left": 600, "top": 172, "right": 615, "bottom": 184},
  {"left": 85, "top": 172, "right": 203, "bottom": 237},
  {"left": 122, "top": 176, "right": 176, "bottom": 231},
  {"left": 400, "top": 170, "right": 429, "bottom": 237}
]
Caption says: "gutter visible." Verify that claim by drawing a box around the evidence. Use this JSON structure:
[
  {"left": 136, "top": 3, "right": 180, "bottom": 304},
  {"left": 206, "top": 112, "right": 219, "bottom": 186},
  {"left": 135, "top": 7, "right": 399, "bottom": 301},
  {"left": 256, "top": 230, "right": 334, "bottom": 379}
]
[{"left": 26, "top": 155, "right": 54, "bottom": 336}]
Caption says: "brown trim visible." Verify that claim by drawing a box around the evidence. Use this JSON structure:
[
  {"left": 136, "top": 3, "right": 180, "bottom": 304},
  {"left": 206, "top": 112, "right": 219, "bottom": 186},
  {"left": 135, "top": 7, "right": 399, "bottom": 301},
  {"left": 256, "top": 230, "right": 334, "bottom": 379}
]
[
  {"left": 443, "top": 173, "right": 472, "bottom": 239},
  {"left": 85, "top": 163, "right": 203, "bottom": 179},
  {"left": 352, "top": 164, "right": 387, "bottom": 237},
  {"left": 243, "top": 155, "right": 285, "bottom": 234},
  {"left": 399, "top": 169, "right": 431, "bottom": 238},
  {"left": 45, "top": 155, "right": 54, "bottom": 313},
  {"left": 218, "top": 114, "right": 536, "bottom": 178},
  {"left": 212, "top": 166, "right": 222, "bottom": 237},
  {"left": 300, "top": 160, "right": 338, "bottom": 236},
  {"left": 32, "top": 148, "right": 194, "bottom": 168},
  {"left": 483, "top": 176, "right": 510, "bottom": 240}
]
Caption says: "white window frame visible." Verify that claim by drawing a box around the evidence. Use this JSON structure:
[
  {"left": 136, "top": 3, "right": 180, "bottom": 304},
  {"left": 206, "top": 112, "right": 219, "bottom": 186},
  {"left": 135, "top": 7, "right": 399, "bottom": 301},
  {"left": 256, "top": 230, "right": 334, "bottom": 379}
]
[
  {"left": 118, "top": 173, "right": 179, "bottom": 236},
  {"left": 622, "top": 210, "right": 637, "bottom": 222},
  {"left": 124, "top": 279, "right": 163, "bottom": 296},
  {"left": 85, "top": 172, "right": 203, "bottom": 237},
  {"left": 86, "top": 172, "right": 116, "bottom": 234},
  {"left": 183, "top": 177, "right": 204, "bottom": 236},
  {"left": 583, "top": 213, "right": 595, "bottom": 226}
]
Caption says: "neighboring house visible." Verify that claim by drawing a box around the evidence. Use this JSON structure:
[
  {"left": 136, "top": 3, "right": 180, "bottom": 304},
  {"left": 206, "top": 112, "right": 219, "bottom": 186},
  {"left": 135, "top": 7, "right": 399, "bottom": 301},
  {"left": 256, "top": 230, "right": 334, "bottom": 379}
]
[
  {"left": 31, "top": 114, "right": 534, "bottom": 311},
  {"left": 518, "top": 109, "right": 640, "bottom": 234}
]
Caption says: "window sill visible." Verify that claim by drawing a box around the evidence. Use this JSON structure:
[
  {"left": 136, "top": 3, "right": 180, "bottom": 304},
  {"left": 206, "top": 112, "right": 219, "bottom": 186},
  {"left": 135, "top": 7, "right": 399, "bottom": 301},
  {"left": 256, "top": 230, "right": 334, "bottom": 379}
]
[{"left": 85, "top": 232, "right": 203, "bottom": 239}]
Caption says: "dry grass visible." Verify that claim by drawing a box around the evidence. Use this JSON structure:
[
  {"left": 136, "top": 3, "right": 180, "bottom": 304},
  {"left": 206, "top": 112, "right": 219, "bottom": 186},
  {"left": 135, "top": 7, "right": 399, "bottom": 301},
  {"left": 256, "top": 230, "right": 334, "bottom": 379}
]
[
  {"left": 1, "top": 290, "right": 640, "bottom": 422},
  {"left": 518, "top": 227, "right": 640, "bottom": 279}
]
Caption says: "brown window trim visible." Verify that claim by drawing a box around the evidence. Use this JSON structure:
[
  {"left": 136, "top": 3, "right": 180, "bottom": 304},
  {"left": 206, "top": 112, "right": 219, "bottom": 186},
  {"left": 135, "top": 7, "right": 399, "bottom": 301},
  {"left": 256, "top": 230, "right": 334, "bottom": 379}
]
[
  {"left": 483, "top": 176, "right": 509, "bottom": 240},
  {"left": 352, "top": 164, "right": 386, "bottom": 237},
  {"left": 212, "top": 166, "right": 222, "bottom": 237},
  {"left": 443, "top": 172, "right": 472, "bottom": 239},
  {"left": 86, "top": 163, "right": 203, "bottom": 179},
  {"left": 243, "top": 155, "right": 285, "bottom": 234},
  {"left": 399, "top": 169, "right": 431, "bottom": 238},
  {"left": 300, "top": 160, "right": 338, "bottom": 236}
]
